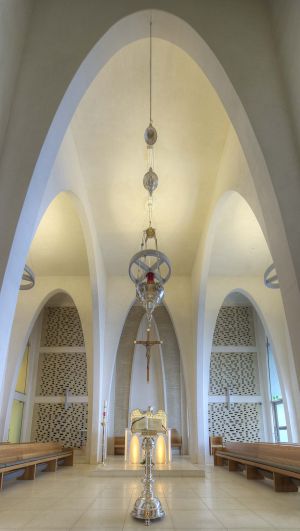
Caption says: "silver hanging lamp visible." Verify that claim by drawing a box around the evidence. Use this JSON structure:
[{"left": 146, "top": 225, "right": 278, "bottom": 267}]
[{"left": 128, "top": 19, "right": 171, "bottom": 328}]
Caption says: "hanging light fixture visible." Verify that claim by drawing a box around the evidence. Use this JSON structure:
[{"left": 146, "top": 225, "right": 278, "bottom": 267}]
[
  {"left": 20, "top": 264, "right": 35, "bottom": 290},
  {"left": 264, "top": 263, "right": 279, "bottom": 289},
  {"left": 128, "top": 19, "right": 171, "bottom": 327}
]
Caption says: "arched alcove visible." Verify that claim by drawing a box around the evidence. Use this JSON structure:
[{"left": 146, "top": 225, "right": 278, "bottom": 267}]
[
  {"left": 1, "top": 191, "right": 97, "bottom": 461},
  {"left": 108, "top": 302, "right": 188, "bottom": 456},
  {"left": 129, "top": 315, "right": 166, "bottom": 414},
  {"left": 196, "top": 191, "right": 300, "bottom": 461}
]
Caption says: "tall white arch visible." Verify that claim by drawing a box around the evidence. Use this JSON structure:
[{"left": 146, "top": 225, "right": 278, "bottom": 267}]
[{"left": 196, "top": 191, "right": 300, "bottom": 461}]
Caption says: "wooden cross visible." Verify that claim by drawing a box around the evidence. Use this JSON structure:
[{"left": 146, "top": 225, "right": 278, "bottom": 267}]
[{"left": 134, "top": 328, "right": 162, "bottom": 383}]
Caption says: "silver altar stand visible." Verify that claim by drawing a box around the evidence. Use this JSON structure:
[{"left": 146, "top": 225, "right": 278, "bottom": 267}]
[{"left": 130, "top": 408, "right": 166, "bottom": 526}]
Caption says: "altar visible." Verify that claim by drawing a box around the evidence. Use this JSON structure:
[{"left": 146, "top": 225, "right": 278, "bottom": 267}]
[
  {"left": 125, "top": 407, "right": 172, "bottom": 465},
  {"left": 125, "top": 428, "right": 172, "bottom": 464}
]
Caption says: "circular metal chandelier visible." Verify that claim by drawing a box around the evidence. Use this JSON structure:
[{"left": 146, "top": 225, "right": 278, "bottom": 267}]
[
  {"left": 20, "top": 264, "right": 35, "bottom": 290},
  {"left": 264, "top": 263, "right": 279, "bottom": 289},
  {"left": 128, "top": 22, "right": 171, "bottom": 326}
]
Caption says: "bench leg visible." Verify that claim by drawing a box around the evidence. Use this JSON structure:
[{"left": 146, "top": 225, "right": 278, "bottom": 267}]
[
  {"left": 63, "top": 453, "right": 74, "bottom": 466},
  {"left": 18, "top": 464, "right": 36, "bottom": 481},
  {"left": 0, "top": 472, "right": 3, "bottom": 490},
  {"left": 273, "top": 473, "right": 298, "bottom": 492},
  {"left": 44, "top": 459, "right": 58, "bottom": 472},
  {"left": 246, "top": 465, "right": 264, "bottom": 480},
  {"left": 228, "top": 459, "right": 239, "bottom": 472},
  {"left": 214, "top": 454, "right": 224, "bottom": 466}
]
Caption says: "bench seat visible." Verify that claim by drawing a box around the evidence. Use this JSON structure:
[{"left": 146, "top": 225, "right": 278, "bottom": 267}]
[
  {"left": 0, "top": 443, "right": 74, "bottom": 490},
  {"left": 215, "top": 442, "right": 300, "bottom": 492}
]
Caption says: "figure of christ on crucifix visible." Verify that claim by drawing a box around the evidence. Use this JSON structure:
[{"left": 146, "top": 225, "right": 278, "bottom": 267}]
[{"left": 134, "top": 327, "right": 163, "bottom": 383}]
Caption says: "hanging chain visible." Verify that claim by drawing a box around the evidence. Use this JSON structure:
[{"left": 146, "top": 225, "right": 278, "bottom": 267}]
[{"left": 149, "top": 16, "right": 152, "bottom": 125}]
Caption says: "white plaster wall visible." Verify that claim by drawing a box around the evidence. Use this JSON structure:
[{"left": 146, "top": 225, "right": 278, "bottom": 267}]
[
  {"left": 0, "top": 0, "right": 33, "bottom": 160},
  {"left": 270, "top": 0, "right": 300, "bottom": 153}
]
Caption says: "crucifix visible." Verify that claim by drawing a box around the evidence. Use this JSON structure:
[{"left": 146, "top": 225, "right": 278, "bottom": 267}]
[{"left": 134, "top": 328, "right": 163, "bottom": 383}]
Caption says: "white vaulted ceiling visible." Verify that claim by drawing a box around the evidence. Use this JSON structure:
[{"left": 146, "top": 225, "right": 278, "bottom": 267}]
[
  {"left": 70, "top": 38, "right": 229, "bottom": 275},
  {"left": 28, "top": 38, "right": 272, "bottom": 278}
]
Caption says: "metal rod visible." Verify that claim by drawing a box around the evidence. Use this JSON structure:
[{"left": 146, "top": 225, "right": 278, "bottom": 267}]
[{"left": 149, "top": 16, "right": 152, "bottom": 124}]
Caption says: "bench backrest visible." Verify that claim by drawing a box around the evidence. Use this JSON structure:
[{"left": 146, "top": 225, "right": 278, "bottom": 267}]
[
  {"left": 171, "top": 429, "right": 182, "bottom": 445},
  {"left": 0, "top": 442, "right": 64, "bottom": 464},
  {"left": 223, "top": 442, "right": 300, "bottom": 466},
  {"left": 114, "top": 437, "right": 125, "bottom": 445}
]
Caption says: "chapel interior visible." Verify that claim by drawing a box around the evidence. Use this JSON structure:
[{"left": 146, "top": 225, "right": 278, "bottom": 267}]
[{"left": 1, "top": 0, "right": 300, "bottom": 529}]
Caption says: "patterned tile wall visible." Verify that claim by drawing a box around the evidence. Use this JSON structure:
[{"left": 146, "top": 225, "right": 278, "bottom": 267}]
[
  {"left": 213, "top": 306, "right": 255, "bottom": 346},
  {"left": 32, "top": 306, "right": 88, "bottom": 448},
  {"left": 208, "top": 403, "right": 262, "bottom": 442},
  {"left": 209, "top": 352, "right": 259, "bottom": 395},
  {"left": 41, "top": 307, "right": 84, "bottom": 347},
  {"left": 209, "top": 305, "right": 262, "bottom": 442},
  {"left": 32, "top": 403, "right": 88, "bottom": 448},
  {"left": 37, "top": 352, "right": 87, "bottom": 396}
]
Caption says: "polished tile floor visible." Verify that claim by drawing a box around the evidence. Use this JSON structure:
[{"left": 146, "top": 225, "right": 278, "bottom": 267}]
[{"left": 0, "top": 464, "right": 299, "bottom": 530}]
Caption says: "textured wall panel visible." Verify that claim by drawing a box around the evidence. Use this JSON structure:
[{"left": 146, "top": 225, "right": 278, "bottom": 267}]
[
  {"left": 209, "top": 352, "right": 259, "bottom": 395},
  {"left": 213, "top": 306, "right": 255, "bottom": 346},
  {"left": 32, "top": 403, "right": 88, "bottom": 448},
  {"left": 209, "top": 305, "right": 262, "bottom": 442},
  {"left": 208, "top": 403, "right": 261, "bottom": 442},
  {"left": 32, "top": 306, "right": 88, "bottom": 448},
  {"left": 37, "top": 352, "right": 87, "bottom": 396},
  {"left": 41, "top": 307, "right": 84, "bottom": 347}
]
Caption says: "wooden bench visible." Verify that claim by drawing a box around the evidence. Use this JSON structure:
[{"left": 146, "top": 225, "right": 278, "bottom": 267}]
[
  {"left": 171, "top": 429, "right": 182, "bottom": 454},
  {"left": 215, "top": 442, "right": 300, "bottom": 492},
  {"left": 0, "top": 442, "right": 74, "bottom": 490},
  {"left": 114, "top": 436, "right": 125, "bottom": 455}
]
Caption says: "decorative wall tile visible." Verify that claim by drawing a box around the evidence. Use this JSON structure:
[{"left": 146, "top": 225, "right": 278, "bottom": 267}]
[
  {"left": 209, "top": 305, "right": 262, "bottom": 442},
  {"left": 32, "top": 306, "right": 88, "bottom": 448},
  {"left": 208, "top": 403, "right": 261, "bottom": 442},
  {"left": 209, "top": 352, "right": 259, "bottom": 395},
  {"left": 213, "top": 306, "right": 255, "bottom": 346},
  {"left": 32, "top": 403, "right": 88, "bottom": 448},
  {"left": 41, "top": 307, "right": 84, "bottom": 347},
  {"left": 37, "top": 352, "right": 87, "bottom": 396}
]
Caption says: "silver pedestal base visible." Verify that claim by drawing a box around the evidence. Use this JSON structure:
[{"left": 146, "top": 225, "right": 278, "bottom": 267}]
[
  {"left": 131, "top": 496, "right": 165, "bottom": 526},
  {"left": 131, "top": 435, "right": 165, "bottom": 526}
]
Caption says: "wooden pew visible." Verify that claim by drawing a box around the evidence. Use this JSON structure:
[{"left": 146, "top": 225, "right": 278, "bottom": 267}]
[
  {"left": 114, "top": 436, "right": 125, "bottom": 455},
  {"left": 214, "top": 442, "right": 300, "bottom": 492},
  {"left": 171, "top": 429, "right": 182, "bottom": 454},
  {"left": 0, "top": 442, "right": 74, "bottom": 490}
]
